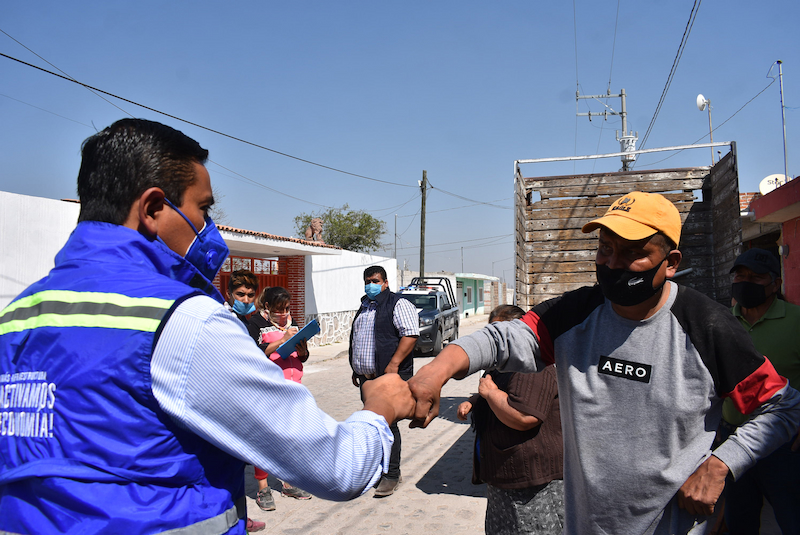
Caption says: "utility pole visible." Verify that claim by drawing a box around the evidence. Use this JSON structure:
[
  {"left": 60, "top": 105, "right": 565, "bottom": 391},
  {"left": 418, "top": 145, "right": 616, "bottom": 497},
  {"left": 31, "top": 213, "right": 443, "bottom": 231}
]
[
  {"left": 777, "top": 60, "right": 789, "bottom": 182},
  {"left": 419, "top": 171, "right": 427, "bottom": 279},
  {"left": 577, "top": 88, "right": 638, "bottom": 170},
  {"left": 394, "top": 214, "right": 397, "bottom": 259}
]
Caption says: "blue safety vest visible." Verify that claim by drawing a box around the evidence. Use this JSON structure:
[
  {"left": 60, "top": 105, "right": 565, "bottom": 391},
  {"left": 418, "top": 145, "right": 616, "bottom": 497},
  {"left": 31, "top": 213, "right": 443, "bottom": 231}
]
[{"left": 0, "top": 222, "right": 246, "bottom": 534}]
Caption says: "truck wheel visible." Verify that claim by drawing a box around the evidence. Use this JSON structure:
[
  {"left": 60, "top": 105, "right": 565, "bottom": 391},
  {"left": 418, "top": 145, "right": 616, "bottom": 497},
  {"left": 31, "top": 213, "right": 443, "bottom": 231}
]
[{"left": 433, "top": 329, "right": 443, "bottom": 355}]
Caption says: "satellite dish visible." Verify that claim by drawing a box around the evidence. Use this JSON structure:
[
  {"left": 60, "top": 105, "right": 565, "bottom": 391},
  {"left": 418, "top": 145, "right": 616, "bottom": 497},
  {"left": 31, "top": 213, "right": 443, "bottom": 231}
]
[
  {"left": 759, "top": 174, "right": 789, "bottom": 195},
  {"left": 696, "top": 94, "right": 708, "bottom": 111}
]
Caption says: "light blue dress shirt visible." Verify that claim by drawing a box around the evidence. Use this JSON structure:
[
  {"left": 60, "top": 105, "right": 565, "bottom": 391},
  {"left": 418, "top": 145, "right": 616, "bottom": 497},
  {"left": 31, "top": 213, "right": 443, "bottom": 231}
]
[{"left": 151, "top": 295, "right": 393, "bottom": 500}]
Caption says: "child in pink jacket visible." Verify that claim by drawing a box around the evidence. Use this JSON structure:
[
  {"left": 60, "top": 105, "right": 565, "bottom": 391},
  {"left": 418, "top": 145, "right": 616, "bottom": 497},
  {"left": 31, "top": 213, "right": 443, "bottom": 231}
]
[{"left": 246, "top": 286, "right": 311, "bottom": 508}]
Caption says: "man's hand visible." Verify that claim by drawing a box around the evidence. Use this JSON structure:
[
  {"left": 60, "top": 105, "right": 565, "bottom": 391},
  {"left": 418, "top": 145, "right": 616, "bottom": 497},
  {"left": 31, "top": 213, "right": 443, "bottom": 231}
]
[
  {"left": 677, "top": 455, "right": 729, "bottom": 516},
  {"left": 478, "top": 374, "right": 498, "bottom": 398},
  {"left": 351, "top": 371, "right": 360, "bottom": 388},
  {"left": 361, "top": 374, "right": 415, "bottom": 424},
  {"left": 456, "top": 401, "right": 473, "bottom": 421},
  {"left": 384, "top": 361, "right": 399, "bottom": 375},
  {"left": 407, "top": 344, "right": 470, "bottom": 428}
]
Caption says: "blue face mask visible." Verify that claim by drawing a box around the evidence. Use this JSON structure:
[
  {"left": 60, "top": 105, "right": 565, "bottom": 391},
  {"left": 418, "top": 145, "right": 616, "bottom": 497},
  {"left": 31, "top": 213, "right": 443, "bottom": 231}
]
[
  {"left": 232, "top": 299, "right": 256, "bottom": 316},
  {"left": 365, "top": 282, "right": 383, "bottom": 300},
  {"left": 164, "top": 198, "right": 229, "bottom": 282}
]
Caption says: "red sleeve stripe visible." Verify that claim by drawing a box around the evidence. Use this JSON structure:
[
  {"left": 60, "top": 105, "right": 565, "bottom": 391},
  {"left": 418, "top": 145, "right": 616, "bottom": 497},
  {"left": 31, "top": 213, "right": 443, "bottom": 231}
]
[
  {"left": 725, "top": 357, "right": 789, "bottom": 415},
  {"left": 520, "top": 310, "right": 554, "bottom": 365}
]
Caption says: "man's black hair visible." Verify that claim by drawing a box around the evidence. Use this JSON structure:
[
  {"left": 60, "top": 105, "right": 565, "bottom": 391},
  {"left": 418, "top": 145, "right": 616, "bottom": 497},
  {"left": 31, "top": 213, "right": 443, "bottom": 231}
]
[
  {"left": 77, "top": 118, "right": 209, "bottom": 224},
  {"left": 364, "top": 265, "right": 387, "bottom": 282},
  {"left": 488, "top": 304, "right": 525, "bottom": 323},
  {"left": 652, "top": 232, "right": 677, "bottom": 256}
]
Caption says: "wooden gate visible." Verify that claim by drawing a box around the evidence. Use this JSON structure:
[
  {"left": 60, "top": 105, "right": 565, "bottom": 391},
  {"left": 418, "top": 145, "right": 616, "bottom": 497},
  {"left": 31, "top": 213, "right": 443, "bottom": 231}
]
[
  {"left": 514, "top": 149, "right": 741, "bottom": 308},
  {"left": 216, "top": 256, "right": 289, "bottom": 298}
]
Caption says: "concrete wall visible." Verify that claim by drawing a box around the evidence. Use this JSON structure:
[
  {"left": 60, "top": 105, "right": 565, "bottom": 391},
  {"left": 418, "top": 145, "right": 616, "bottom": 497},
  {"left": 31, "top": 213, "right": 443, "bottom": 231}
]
[
  {"left": 304, "top": 251, "right": 397, "bottom": 345},
  {"left": 0, "top": 191, "right": 80, "bottom": 309}
]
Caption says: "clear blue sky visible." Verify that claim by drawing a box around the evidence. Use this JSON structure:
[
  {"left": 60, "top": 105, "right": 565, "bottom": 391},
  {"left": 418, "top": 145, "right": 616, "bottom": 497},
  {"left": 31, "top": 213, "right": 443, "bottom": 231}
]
[{"left": 1, "top": 1, "right": 797, "bottom": 280}]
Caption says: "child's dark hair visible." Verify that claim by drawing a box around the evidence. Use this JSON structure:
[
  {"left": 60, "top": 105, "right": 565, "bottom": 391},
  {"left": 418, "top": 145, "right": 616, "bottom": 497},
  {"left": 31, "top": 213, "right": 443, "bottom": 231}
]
[
  {"left": 257, "top": 286, "right": 291, "bottom": 311},
  {"left": 228, "top": 269, "right": 259, "bottom": 294},
  {"left": 488, "top": 304, "right": 525, "bottom": 323}
]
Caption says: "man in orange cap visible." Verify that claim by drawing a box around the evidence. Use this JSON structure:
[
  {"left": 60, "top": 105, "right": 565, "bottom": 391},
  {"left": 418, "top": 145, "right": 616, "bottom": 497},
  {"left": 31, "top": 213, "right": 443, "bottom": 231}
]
[{"left": 408, "top": 191, "right": 800, "bottom": 535}]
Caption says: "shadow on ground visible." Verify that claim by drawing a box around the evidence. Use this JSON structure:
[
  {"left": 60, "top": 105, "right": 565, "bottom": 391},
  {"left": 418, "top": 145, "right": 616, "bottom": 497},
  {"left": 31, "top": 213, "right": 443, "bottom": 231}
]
[
  {"left": 244, "top": 465, "right": 285, "bottom": 499},
  {"left": 415, "top": 424, "right": 486, "bottom": 498}
]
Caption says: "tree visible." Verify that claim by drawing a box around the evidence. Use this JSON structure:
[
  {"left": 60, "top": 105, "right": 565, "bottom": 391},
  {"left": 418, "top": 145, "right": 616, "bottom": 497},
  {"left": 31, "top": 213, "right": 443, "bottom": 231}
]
[
  {"left": 294, "top": 204, "right": 387, "bottom": 253},
  {"left": 208, "top": 186, "right": 230, "bottom": 226}
]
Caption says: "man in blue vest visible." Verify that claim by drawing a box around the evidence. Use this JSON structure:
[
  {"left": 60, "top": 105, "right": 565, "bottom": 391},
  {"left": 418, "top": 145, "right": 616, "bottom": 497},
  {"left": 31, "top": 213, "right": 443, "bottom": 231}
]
[
  {"left": 349, "top": 265, "right": 419, "bottom": 497},
  {"left": 0, "top": 119, "right": 415, "bottom": 534}
]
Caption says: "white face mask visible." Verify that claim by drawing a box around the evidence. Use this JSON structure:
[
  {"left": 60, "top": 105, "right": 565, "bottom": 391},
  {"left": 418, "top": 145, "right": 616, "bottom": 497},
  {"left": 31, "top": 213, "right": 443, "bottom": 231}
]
[{"left": 266, "top": 308, "right": 290, "bottom": 327}]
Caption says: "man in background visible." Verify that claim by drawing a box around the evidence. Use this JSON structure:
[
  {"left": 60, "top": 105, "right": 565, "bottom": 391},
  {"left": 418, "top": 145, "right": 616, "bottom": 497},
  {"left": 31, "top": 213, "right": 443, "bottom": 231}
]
[
  {"left": 721, "top": 248, "right": 800, "bottom": 534},
  {"left": 349, "top": 265, "right": 419, "bottom": 497}
]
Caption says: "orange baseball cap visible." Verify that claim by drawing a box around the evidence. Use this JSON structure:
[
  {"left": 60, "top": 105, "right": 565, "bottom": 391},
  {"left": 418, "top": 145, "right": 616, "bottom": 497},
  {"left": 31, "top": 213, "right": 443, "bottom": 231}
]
[{"left": 581, "top": 191, "right": 682, "bottom": 246}]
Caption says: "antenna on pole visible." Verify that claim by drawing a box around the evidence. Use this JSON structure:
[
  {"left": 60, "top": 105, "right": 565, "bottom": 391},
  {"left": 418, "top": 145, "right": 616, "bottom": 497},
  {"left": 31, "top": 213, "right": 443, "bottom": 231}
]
[
  {"left": 777, "top": 60, "right": 790, "bottom": 182},
  {"left": 577, "top": 88, "right": 638, "bottom": 170},
  {"left": 696, "top": 94, "right": 714, "bottom": 165}
]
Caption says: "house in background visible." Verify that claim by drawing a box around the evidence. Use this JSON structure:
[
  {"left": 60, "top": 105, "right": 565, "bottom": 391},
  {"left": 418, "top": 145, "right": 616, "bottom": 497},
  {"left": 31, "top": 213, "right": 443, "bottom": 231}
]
[
  {"left": 397, "top": 270, "right": 508, "bottom": 319},
  {"left": 0, "top": 191, "right": 80, "bottom": 309},
  {"left": 0, "top": 190, "right": 396, "bottom": 346},
  {"left": 455, "top": 273, "right": 502, "bottom": 318}
]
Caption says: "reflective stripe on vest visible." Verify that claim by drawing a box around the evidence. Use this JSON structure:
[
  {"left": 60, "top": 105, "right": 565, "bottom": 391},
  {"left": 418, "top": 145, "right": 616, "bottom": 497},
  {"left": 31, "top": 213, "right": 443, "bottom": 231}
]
[
  {"left": 158, "top": 496, "right": 245, "bottom": 535},
  {"left": 0, "top": 290, "right": 174, "bottom": 335},
  {"left": 0, "top": 496, "right": 246, "bottom": 535}
]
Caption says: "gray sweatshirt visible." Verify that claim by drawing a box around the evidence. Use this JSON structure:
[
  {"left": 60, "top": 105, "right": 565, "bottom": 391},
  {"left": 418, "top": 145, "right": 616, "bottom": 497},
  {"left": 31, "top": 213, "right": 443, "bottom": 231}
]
[{"left": 454, "top": 282, "right": 800, "bottom": 535}]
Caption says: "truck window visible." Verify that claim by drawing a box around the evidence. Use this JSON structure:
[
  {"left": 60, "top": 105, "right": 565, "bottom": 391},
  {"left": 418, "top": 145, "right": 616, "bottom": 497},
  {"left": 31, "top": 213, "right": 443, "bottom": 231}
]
[{"left": 408, "top": 295, "right": 436, "bottom": 311}]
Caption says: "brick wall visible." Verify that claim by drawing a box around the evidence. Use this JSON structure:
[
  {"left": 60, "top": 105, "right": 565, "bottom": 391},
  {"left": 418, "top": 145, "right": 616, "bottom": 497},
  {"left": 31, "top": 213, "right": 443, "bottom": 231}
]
[
  {"left": 285, "top": 255, "right": 306, "bottom": 326},
  {"left": 739, "top": 192, "right": 761, "bottom": 212}
]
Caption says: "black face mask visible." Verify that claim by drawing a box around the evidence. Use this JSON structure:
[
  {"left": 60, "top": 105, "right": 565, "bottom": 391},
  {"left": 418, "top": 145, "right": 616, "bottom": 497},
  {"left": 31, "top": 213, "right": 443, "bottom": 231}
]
[
  {"left": 596, "top": 258, "right": 667, "bottom": 306},
  {"left": 731, "top": 281, "right": 771, "bottom": 308}
]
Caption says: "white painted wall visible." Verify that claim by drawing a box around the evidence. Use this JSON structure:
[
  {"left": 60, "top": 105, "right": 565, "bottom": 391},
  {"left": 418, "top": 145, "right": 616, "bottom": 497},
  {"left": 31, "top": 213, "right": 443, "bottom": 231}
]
[
  {"left": 1, "top": 191, "right": 80, "bottom": 309},
  {"left": 305, "top": 250, "right": 397, "bottom": 315}
]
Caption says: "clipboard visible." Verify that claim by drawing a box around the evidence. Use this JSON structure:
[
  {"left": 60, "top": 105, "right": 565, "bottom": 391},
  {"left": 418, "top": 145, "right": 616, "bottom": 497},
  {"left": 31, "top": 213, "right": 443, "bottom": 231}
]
[{"left": 275, "top": 319, "right": 320, "bottom": 359}]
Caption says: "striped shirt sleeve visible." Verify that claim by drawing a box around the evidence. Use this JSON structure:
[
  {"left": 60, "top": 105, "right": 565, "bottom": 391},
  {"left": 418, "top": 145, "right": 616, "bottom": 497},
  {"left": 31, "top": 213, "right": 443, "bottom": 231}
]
[
  {"left": 393, "top": 298, "right": 420, "bottom": 337},
  {"left": 150, "top": 295, "right": 393, "bottom": 500}
]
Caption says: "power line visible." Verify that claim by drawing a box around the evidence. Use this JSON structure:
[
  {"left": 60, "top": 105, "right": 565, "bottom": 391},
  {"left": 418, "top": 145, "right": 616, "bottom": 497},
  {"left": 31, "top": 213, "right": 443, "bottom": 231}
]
[
  {"left": 592, "top": 0, "right": 622, "bottom": 173},
  {"left": 607, "top": 0, "right": 621, "bottom": 94},
  {"left": 1, "top": 28, "right": 134, "bottom": 118},
  {"left": 397, "top": 210, "right": 420, "bottom": 238},
  {"left": 636, "top": 78, "right": 776, "bottom": 169},
  {"left": 426, "top": 180, "right": 511, "bottom": 209},
  {"left": 397, "top": 233, "right": 511, "bottom": 250},
  {"left": 0, "top": 36, "right": 367, "bottom": 209},
  {"left": 0, "top": 51, "right": 416, "bottom": 189},
  {"left": 637, "top": 0, "right": 702, "bottom": 153},
  {"left": 0, "top": 93, "right": 94, "bottom": 129},
  {"left": 366, "top": 193, "right": 420, "bottom": 215},
  {"left": 397, "top": 238, "right": 514, "bottom": 257},
  {"left": 397, "top": 198, "right": 512, "bottom": 217},
  {"left": 572, "top": 0, "right": 580, "bottom": 169},
  {"left": 207, "top": 160, "right": 335, "bottom": 208}
]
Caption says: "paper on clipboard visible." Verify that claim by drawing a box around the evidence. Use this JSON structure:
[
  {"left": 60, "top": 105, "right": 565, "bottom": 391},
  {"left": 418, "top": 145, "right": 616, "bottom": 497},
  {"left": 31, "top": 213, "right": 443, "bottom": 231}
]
[{"left": 275, "top": 319, "right": 320, "bottom": 359}]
